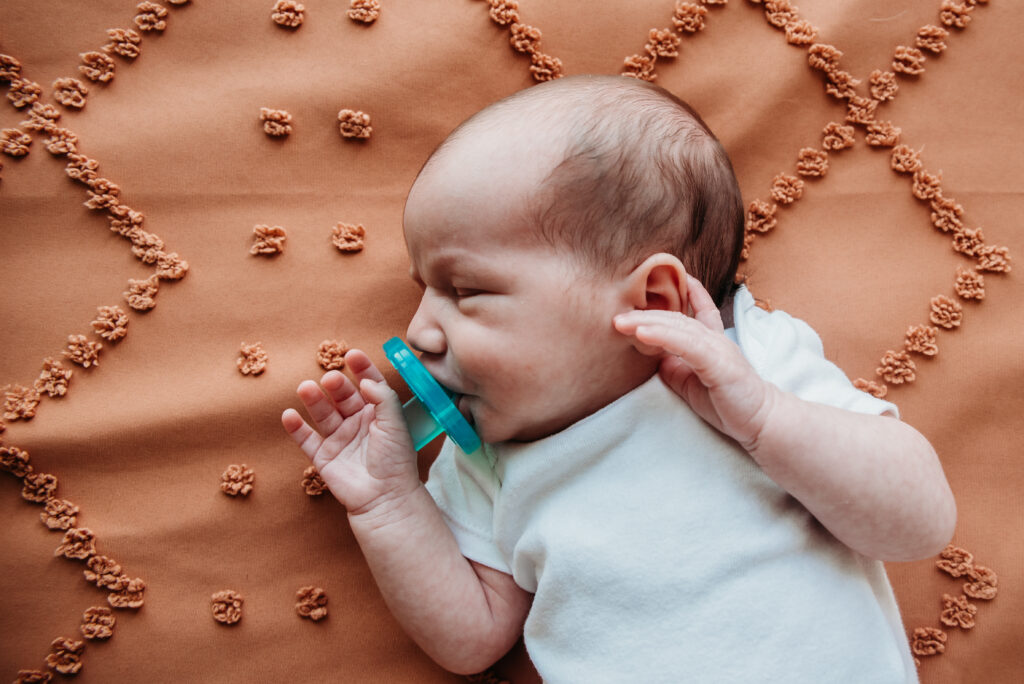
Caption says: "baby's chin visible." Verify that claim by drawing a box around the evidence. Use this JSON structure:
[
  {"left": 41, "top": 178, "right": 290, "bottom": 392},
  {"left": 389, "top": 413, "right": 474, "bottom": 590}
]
[
  {"left": 476, "top": 412, "right": 564, "bottom": 445},
  {"left": 457, "top": 395, "right": 506, "bottom": 444},
  {"left": 461, "top": 397, "right": 572, "bottom": 444},
  {"left": 459, "top": 401, "right": 512, "bottom": 445}
]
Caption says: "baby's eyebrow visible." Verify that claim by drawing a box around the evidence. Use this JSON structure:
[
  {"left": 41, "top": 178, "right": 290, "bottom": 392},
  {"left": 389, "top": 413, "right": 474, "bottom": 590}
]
[
  {"left": 410, "top": 253, "right": 460, "bottom": 286},
  {"left": 410, "top": 251, "right": 505, "bottom": 289}
]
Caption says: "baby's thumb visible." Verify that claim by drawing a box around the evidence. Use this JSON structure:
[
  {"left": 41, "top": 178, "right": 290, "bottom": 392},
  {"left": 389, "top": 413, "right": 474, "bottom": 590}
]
[{"left": 359, "top": 378, "right": 413, "bottom": 443}]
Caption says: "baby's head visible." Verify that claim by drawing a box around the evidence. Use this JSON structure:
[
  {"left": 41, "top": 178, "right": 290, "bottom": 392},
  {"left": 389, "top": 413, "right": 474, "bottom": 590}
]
[{"left": 403, "top": 75, "right": 744, "bottom": 444}]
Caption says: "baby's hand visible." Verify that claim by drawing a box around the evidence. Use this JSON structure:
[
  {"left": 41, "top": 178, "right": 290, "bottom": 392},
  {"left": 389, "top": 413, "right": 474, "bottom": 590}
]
[
  {"left": 281, "top": 349, "right": 421, "bottom": 516},
  {"left": 614, "top": 276, "right": 774, "bottom": 453}
]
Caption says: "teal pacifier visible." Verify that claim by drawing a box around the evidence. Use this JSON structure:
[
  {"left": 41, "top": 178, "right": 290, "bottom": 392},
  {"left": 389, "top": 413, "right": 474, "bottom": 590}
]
[{"left": 383, "top": 337, "right": 481, "bottom": 454}]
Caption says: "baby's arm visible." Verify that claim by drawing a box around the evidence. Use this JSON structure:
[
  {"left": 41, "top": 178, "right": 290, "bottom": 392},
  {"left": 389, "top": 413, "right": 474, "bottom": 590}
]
[
  {"left": 614, "top": 278, "right": 956, "bottom": 562},
  {"left": 281, "top": 351, "right": 531, "bottom": 674}
]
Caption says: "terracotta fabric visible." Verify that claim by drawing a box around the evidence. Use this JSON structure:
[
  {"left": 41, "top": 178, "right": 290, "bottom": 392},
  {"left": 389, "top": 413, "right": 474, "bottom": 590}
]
[{"left": 1, "top": 1, "right": 1020, "bottom": 681}]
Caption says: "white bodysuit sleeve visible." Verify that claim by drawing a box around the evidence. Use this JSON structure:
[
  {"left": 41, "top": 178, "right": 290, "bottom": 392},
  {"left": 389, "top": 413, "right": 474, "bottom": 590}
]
[
  {"left": 731, "top": 287, "right": 899, "bottom": 418},
  {"left": 424, "top": 440, "right": 511, "bottom": 574}
]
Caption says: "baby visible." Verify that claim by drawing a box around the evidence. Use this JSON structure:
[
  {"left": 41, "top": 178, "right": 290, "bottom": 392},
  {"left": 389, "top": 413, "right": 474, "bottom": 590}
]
[{"left": 282, "top": 75, "right": 955, "bottom": 682}]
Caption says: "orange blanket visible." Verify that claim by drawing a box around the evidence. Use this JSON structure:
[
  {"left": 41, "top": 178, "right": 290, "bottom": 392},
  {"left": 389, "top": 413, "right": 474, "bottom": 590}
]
[{"left": 1, "top": 1, "right": 1019, "bottom": 681}]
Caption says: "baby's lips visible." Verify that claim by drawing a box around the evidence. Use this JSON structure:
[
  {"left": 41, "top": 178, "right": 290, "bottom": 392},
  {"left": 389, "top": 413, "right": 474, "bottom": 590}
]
[
  {"left": 421, "top": 370, "right": 472, "bottom": 419},
  {"left": 456, "top": 394, "right": 474, "bottom": 425},
  {"left": 423, "top": 368, "right": 463, "bottom": 397}
]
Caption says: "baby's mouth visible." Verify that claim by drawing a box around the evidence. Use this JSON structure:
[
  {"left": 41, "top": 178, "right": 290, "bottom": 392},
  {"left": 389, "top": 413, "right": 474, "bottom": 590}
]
[{"left": 456, "top": 394, "right": 474, "bottom": 424}]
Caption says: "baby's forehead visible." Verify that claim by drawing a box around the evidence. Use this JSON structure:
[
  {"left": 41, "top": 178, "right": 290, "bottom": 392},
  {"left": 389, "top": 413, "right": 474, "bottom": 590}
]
[{"left": 412, "top": 117, "right": 567, "bottom": 216}]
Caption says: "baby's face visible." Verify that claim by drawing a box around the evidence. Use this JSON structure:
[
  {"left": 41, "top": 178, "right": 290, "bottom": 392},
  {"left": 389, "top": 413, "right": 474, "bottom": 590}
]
[{"left": 403, "top": 145, "right": 650, "bottom": 443}]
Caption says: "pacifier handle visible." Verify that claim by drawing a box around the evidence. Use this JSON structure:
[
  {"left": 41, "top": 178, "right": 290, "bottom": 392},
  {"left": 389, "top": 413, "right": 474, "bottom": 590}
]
[
  {"left": 382, "top": 338, "right": 482, "bottom": 454},
  {"left": 400, "top": 394, "right": 445, "bottom": 451}
]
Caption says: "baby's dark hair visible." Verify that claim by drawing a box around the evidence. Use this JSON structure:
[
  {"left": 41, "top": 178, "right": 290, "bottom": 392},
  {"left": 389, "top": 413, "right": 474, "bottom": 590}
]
[{"left": 425, "top": 75, "right": 745, "bottom": 306}]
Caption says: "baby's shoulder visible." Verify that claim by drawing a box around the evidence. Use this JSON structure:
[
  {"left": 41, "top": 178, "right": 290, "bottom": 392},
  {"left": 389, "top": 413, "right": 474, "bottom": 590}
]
[
  {"left": 729, "top": 286, "right": 825, "bottom": 373},
  {"left": 729, "top": 287, "right": 898, "bottom": 417}
]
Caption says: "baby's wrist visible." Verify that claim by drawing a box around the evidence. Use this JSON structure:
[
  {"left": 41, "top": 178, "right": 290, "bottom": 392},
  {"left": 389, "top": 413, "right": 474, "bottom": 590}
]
[
  {"left": 738, "top": 380, "right": 786, "bottom": 459},
  {"left": 347, "top": 480, "right": 426, "bottom": 530}
]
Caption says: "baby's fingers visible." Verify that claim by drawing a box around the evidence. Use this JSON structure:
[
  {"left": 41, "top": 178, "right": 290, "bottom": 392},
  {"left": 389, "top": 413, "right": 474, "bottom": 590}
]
[
  {"left": 344, "top": 350, "right": 415, "bottom": 451},
  {"left": 634, "top": 319, "right": 708, "bottom": 367},
  {"left": 686, "top": 275, "right": 726, "bottom": 334},
  {"left": 281, "top": 408, "right": 325, "bottom": 461},
  {"left": 296, "top": 379, "right": 346, "bottom": 436},
  {"left": 614, "top": 310, "right": 695, "bottom": 353},
  {"left": 319, "top": 370, "right": 365, "bottom": 419},
  {"left": 627, "top": 317, "right": 740, "bottom": 388},
  {"left": 345, "top": 349, "right": 387, "bottom": 384}
]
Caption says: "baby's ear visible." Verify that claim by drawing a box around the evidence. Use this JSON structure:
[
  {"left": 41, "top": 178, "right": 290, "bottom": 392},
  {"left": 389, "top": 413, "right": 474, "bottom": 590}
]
[{"left": 627, "top": 253, "right": 688, "bottom": 314}]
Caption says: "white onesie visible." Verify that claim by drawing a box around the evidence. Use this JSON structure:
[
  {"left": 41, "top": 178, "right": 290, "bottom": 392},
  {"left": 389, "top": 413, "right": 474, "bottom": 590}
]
[{"left": 426, "top": 286, "right": 918, "bottom": 683}]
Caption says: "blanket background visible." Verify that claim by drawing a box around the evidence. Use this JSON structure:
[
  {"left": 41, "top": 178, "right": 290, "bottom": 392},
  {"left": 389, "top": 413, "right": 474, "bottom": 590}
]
[{"left": 1, "top": 1, "right": 1020, "bottom": 681}]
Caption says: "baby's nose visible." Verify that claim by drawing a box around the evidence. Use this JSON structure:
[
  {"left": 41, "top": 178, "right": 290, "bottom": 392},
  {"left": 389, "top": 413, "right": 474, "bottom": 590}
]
[{"left": 406, "top": 292, "right": 446, "bottom": 356}]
